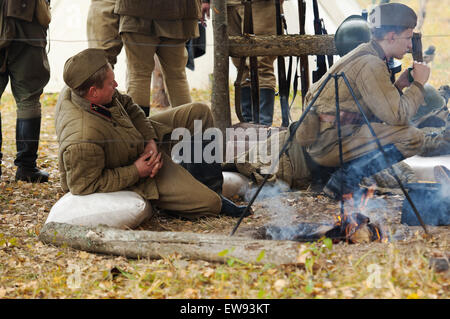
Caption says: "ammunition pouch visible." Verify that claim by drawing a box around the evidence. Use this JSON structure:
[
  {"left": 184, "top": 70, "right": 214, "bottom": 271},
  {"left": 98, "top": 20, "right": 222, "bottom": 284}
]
[
  {"left": 5, "top": 0, "right": 35, "bottom": 22},
  {"left": 114, "top": 0, "right": 201, "bottom": 20}
]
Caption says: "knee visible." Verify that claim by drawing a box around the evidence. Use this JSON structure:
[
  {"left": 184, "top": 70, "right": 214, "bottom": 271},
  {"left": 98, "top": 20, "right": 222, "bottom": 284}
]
[
  {"left": 397, "top": 126, "right": 425, "bottom": 157},
  {"left": 189, "top": 102, "right": 214, "bottom": 126},
  {"left": 205, "top": 192, "right": 222, "bottom": 215},
  {"left": 17, "top": 102, "right": 41, "bottom": 119}
]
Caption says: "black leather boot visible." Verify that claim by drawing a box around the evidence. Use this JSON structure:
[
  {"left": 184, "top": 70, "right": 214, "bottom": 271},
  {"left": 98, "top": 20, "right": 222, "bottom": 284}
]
[
  {"left": 220, "top": 195, "right": 253, "bottom": 218},
  {"left": 323, "top": 144, "right": 405, "bottom": 200},
  {"left": 15, "top": 117, "right": 49, "bottom": 183},
  {"left": 240, "top": 86, "right": 253, "bottom": 123},
  {"left": 179, "top": 136, "right": 224, "bottom": 194},
  {"left": 259, "top": 88, "right": 275, "bottom": 126}
]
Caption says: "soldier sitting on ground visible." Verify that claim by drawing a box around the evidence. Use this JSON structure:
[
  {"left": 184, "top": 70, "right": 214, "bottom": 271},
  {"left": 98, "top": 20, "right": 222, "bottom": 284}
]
[{"left": 55, "top": 49, "right": 251, "bottom": 220}]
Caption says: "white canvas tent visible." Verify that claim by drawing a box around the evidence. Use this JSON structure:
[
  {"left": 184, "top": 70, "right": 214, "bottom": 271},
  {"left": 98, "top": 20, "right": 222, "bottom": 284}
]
[{"left": 37, "top": 0, "right": 364, "bottom": 93}]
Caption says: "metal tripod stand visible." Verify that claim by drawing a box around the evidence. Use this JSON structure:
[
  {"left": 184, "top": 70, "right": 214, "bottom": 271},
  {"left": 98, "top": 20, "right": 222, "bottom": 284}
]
[{"left": 230, "top": 72, "right": 429, "bottom": 236}]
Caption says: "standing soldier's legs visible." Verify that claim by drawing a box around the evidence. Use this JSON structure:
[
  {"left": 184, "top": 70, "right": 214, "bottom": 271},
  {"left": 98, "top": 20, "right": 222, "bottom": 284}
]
[
  {"left": 121, "top": 32, "right": 157, "bottom": 116},
  {"left": 228, "top": 5, "right": 253, "bottom": 123},
  {"left": 252, "top": 1, "right": 277, "bottom": 126},
  {"left": 87, "top": 0, "right": 123, "bottom": 66},
  {"left": 156, "top": 38, "right": 192, "bottom": 107},
  {"left": 228, "top": 3, "right": 277, "bottom": 126},
  {"left": 7, "top": 42, "right": 50, "bottom": 183}
]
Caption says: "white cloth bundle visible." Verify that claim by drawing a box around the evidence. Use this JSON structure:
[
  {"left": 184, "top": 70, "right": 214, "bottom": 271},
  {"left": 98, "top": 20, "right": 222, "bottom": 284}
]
[{"left": 45, "top": 191, "right": 153, "bottom": 229}]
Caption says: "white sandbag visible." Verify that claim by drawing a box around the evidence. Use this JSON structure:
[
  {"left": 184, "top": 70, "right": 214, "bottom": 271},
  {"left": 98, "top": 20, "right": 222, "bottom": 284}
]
[
  {"left": 222, "top": 172, "right": 251, "bottom": 199},
  {"left": 403, "top": 155, "right": 450, "bottom": 182},
  {"left": 45, "top": 191, "right": 153, "bottom": 229}
]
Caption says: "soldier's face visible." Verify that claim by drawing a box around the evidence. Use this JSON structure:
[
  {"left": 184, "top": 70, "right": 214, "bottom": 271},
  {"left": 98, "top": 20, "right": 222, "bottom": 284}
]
[
  {"left": 391, "top": 28, "right": 414, "bottom": 59},
  {"left": 95, "top": 67, "right": 118, "bottom": 104}
]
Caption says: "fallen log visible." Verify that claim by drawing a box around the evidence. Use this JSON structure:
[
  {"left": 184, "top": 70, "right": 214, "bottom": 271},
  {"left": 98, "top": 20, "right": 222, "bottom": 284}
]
[
  {"left": 228, "top": 34, "right": 338, "bottom": 57},
  {"left": 39, "top": 222, "right": 309, "bottom": 266}
]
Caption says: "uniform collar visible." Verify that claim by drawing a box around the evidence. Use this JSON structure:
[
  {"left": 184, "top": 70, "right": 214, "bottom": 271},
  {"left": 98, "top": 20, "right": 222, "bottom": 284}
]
[
  {"left": 71, "top": 90, "right": 115, "bottom": 121},
  {"left": 369, "top": 40, "right": 387, "bottom": 61}
]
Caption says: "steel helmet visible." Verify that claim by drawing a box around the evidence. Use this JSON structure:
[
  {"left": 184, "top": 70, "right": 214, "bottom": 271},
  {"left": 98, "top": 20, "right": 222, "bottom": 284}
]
[
  {"left": 334, "top": 15, "right": 371, "bottom": 57},
  {"left": 423, "top": 84, "right": 445, "bottom": 109}
]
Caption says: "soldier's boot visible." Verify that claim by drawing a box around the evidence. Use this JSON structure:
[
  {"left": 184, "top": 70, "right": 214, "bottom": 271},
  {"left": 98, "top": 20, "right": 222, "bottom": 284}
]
[
  {"left": 240, "top": 86, "right": 253, "bottom": 123},
  {"left": 177, "top": 136, "right": 253, "bottom": 218},
  {"left": 323, "top": 144, "right": 405, "bottom": 200},
  {"left": 139, "top": 105, "right": 150, "bottom": 117},
  {"left": 259, "top": 88, "right": 275, "bottom": 126},
  {"left": 219, "top": 195, "right": 253, "bottom": 218},
  {"left": 14, "top": 117, "right": 49, "bottom": 183},
  {"left": 420, "top": 131, "right": 450, "bottom": 157},
  {"left": 178, "top": 135, "right": 224, "bottom": 194}
]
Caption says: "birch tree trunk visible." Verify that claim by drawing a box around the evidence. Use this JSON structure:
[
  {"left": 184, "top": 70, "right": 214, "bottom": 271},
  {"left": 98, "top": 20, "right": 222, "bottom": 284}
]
[{"left": 39, "top": 222, "right": 308, "bottom": 266}]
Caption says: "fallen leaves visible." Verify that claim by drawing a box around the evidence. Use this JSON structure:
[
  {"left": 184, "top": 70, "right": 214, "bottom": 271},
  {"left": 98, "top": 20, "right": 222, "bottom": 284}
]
[{"left": 0, "top": 92, "right": 449, "bottom": 299}]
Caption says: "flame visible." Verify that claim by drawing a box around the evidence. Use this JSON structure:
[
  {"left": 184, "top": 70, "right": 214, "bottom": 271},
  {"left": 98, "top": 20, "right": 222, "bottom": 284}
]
[{"left": 332, "top": 185, "right": 386, "bottom": 243}]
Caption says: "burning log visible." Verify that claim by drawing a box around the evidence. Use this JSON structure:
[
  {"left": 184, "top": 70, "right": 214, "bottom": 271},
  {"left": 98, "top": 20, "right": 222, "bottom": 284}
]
[
  {"left": 259, "top": 187, "right": 386, "bottom": 244},
  {"left": 260, "top": 212, "right": 385, "bottom": 244}
]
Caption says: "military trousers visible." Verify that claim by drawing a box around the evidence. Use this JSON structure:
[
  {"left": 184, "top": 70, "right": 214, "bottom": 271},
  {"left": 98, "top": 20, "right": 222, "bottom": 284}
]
[
  {"left": 307, "top": 124, "right": 425, "bottom": 168},
  {"left": 0, "top": 41, "right": 50, "bottom": 119},
  {"left": 147, "top": 102, "right": 221, "bottom": 219},
  {"left": 227, "top": 2, "right": 277, "bottom": 90},
  {"left": 231, "top": 129, "right": 313, "bottom": 190},
  {"left": 121, "top": 32, "right": 191, "bottom": 108},
  {"left": 87, "top": 0, "right": 123, "bottom": 65}
]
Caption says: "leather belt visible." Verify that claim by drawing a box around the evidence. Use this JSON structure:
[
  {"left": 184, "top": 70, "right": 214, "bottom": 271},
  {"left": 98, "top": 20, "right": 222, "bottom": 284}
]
[{"left": 319, "top": 111, "right": 363, "bottom": 125}]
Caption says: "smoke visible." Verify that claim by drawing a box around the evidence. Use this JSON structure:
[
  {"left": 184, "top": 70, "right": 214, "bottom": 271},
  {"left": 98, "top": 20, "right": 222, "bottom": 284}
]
[{"left": 243, "top": 180, "right": 301, "bottom": 240}]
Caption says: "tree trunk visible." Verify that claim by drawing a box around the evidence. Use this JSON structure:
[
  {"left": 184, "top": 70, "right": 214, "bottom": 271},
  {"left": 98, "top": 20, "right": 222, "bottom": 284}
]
[
  {"left": 211, "top": 0, "right": 231, "bottom": 161},
  {"left": 228, "top": 34, "right": 338, "bottom": 57},
  {"left": 151, "top": 56, "right": 170, "bottom": 108},
  {"left": 39, "top": 222, "right": 308, "bottom": 266}
]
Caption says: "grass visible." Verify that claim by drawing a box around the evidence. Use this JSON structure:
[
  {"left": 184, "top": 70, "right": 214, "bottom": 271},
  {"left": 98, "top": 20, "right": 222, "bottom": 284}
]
[
  {"left": 0, "top": 87, "right": 448, "bottom": 299},
  {"left": 0, "top": 0, "right": 448, "bottom": 299}
]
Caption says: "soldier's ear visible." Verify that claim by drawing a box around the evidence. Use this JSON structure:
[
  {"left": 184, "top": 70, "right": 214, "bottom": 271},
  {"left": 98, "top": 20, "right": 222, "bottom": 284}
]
[
  {"left": 87, "top": 86, "right": 98, "bottom": 98},
  {"left": 385, "top": 31, "right": 396, "bottom": 43}
]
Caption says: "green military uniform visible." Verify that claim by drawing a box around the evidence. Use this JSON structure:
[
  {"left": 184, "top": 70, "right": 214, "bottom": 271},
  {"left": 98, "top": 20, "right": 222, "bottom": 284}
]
[
  {"left": 87, "top": 0, "right": 122, "bottom": 66},
  {"left": 55, "top": 87, "right": 223, "bottom": 219},
  {"left": 116, "top": 0, "right": 201, "bottom": 110},
  {"left": 0, "top": 0, "right": 50, "bottom": 182}
]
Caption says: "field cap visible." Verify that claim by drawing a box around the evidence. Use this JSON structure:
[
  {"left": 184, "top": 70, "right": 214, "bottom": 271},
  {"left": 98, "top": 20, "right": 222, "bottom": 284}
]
[
  {"left": 369, "top": 3, "right": 417, "bottom": 29},
  {"left": 63, "top": 49, "right": 108, "bottom": 89}
]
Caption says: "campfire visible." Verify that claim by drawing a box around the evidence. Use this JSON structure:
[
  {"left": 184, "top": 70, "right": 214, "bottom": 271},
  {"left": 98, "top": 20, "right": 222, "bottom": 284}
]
[{"left": 260, "top": 186, "right": 387, "bottom": 244}]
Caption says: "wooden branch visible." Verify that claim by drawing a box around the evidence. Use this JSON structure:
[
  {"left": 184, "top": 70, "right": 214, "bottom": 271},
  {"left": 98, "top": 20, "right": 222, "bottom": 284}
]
[
  {"left": 39, "top": 222, "right": 308, "bottom": 266},
  {"left": 229, "top": 34, "right": 338, "bottom": 57}
]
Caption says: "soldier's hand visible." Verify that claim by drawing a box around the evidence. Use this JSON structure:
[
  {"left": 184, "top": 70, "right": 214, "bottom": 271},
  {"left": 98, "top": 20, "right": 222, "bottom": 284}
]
[
  {"left": 411, "top": 61, "right": 430, "bottom": 86},
  {"left": 134, "top": 151, "right": 160, "bottom": 178},
  {"left": 394, "top": 69, "right": 412, "bottom": 91},
  {"left": 201, "top": 3, "right": 210, "bottom": 26},
  {"left": 144, "top": 139, "right": 158, "bottom": 156}
]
